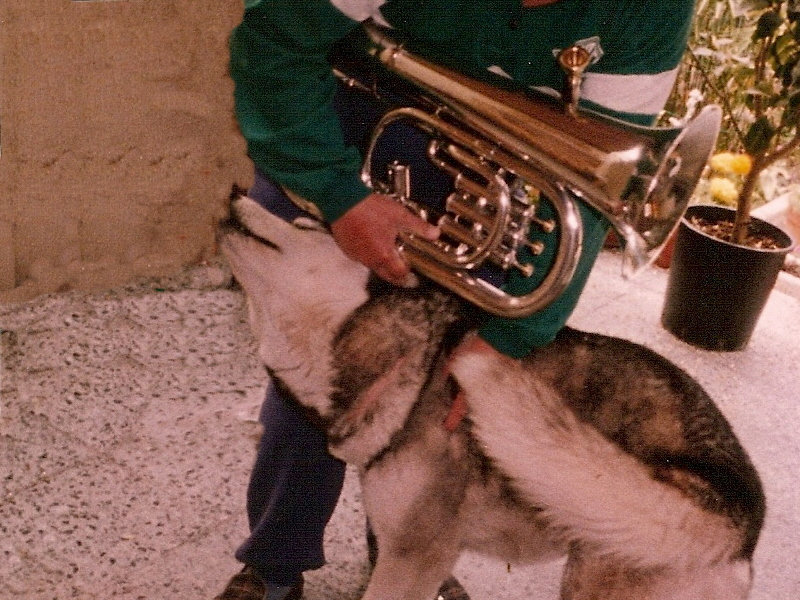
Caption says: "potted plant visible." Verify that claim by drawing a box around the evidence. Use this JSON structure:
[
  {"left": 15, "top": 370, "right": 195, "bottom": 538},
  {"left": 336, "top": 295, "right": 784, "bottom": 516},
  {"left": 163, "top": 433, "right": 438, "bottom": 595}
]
[{"left": 661, "top": 0, "right": 798, "bottom": 351}]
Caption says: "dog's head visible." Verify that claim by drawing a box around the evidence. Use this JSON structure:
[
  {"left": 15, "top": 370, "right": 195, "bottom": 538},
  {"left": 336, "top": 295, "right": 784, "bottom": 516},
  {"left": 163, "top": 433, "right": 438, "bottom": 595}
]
[{"left": 218, "top": 194, "right": 370, "bottom": 417}]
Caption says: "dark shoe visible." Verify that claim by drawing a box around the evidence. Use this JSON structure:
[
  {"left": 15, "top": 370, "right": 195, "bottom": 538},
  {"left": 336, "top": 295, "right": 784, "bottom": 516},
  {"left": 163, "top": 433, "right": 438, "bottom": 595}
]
[
  {"left": 436, "top": 576, "right": 470, "bottom": 600},
  {"left": 214, "top": 565, "right": 303, "bottom": 600}
]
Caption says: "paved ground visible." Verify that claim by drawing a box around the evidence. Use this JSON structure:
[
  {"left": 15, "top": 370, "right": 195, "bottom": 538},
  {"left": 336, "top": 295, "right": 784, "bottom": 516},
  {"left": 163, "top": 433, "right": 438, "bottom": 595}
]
[{"left": 2, "top": 252, "right": 799, "bottom": 600}]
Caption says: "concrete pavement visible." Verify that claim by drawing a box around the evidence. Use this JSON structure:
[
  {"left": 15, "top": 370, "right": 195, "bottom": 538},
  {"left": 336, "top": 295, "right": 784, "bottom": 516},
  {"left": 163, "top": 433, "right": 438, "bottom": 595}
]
[{"left": 2, "top": 251, "right": 799, "bottom": 600}]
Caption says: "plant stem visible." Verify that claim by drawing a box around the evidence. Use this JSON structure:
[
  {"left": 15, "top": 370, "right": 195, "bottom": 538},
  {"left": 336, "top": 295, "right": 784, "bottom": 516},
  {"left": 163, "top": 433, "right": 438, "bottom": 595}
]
[
  {"left": 752, "top": 35, "right": 771, "bottom": 120},
  {"left": 686, "top": 49, "right": 747, "bottom": 147},
  {"left": 731, "top": 26, "right": 782, "bottom": 245},
  {"left": 732, "top": 153, "right": 763, "bottom": 244},
  {"left": 731, "top": 132, "right": 800, "bottom": 244},
  {"left": 766, "top": 130, "right": 800, "bottom": 167}
]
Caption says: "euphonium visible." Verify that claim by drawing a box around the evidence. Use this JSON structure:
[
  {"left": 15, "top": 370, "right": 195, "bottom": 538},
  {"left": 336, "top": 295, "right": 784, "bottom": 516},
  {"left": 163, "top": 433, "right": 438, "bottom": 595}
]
[{"left": 334, "top": 23, "right": 721, "bottom": 318}]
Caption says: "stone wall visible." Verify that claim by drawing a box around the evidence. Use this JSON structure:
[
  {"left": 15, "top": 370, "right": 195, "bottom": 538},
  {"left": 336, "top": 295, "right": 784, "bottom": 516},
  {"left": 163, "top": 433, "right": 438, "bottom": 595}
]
[{"left": 0, "top": 0, "right": 252, "bottom": 302}]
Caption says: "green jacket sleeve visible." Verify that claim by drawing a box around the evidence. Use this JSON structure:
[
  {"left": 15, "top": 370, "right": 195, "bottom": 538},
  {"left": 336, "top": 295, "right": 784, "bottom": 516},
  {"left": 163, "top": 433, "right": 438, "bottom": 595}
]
[{"left": 229, "top": 0, "right": 372, "bottom": 222}]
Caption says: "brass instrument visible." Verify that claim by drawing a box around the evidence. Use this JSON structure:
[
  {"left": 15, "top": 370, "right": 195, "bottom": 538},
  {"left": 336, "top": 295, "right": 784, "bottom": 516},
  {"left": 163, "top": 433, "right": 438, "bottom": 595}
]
[{"left": 334, "top": 23, "right": 721, "bottom": 318}]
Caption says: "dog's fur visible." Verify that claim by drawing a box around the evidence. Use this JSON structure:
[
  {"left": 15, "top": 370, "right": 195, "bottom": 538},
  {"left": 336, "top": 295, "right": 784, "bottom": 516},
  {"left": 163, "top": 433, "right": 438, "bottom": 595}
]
[{"left": 219, "top": 195, "right": 765, "bottom": 600}]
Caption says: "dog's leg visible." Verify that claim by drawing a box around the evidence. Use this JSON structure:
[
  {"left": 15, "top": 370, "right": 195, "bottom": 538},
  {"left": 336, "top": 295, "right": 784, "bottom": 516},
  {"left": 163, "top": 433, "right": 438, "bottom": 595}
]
[
  {"left": 358, "top": 429, "right": 469, "bottom": 600},
  {"left": 361, "top": 541, "right": 461, "bottom": 600},
  {"left": 559, "top": 549, "right": 753, "bottom": 600},
  {"left": 359, "top": 501, "right": 463, "bottom": 600}
]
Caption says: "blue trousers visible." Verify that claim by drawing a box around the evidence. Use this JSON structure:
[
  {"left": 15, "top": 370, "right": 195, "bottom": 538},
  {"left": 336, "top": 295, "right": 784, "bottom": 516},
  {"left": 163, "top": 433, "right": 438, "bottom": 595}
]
[{"left": 233, "top": 169, "right": 347, "bottom": 587}]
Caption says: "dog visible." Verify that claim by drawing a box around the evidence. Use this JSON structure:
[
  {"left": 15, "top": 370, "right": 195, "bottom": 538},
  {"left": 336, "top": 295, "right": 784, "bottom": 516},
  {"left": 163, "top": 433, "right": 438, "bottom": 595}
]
[{"left": 218, "top": 194, "right": 765, "bottom": 600}]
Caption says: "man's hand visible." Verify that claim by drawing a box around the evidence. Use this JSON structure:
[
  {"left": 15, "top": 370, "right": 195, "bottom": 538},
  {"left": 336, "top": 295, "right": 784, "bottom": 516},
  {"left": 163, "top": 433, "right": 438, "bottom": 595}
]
[{"left": 330, "top": 192, "right": 439, "bottom": 287}]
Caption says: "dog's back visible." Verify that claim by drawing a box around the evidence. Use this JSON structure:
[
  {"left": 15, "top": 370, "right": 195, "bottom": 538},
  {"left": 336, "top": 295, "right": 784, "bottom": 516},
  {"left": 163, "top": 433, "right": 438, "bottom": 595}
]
[
  {"left": 452, "top": 326, "right": 764, "bottom": 598},
  {"left": 534, "top": 327, "right": 764, "bottom": 556}
]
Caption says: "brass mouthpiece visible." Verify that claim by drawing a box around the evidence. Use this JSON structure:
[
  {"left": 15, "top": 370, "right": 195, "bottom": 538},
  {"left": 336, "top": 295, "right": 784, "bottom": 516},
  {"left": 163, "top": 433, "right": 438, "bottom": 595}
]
[{"left": 558, "top": 45, "right": 591, "bottom": 116}]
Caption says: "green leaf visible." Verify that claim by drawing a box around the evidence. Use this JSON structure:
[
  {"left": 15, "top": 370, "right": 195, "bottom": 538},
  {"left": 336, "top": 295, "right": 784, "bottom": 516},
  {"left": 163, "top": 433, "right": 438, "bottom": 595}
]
[
  {"left": 692, "top": 46, "right": 717, "bottom": 57},
  {"left": 779, "top": 56, "right": 800, "bottom": 86},
  {"left": 732, "top": 0, "right": 772, "bottom": 18},
  {"left": 754, "top": 10, "right": 783, "bottom": 40},
  {"left": 773, "top": 32, "right": 799, "bottom": 64},
  {"left": 744, "top": 116, "right": 776, "bottom": 154},
  {"left": 789, "top": 0, "right": 800, "bottom": 21},
  {"left": 782, "top": 94, "right": 800, "bottom": 126}
]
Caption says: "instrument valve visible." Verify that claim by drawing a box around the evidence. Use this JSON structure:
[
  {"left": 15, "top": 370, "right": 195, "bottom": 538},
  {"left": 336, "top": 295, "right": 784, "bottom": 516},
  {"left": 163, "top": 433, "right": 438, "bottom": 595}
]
[
  {"left": 526, "top": 239, "right": 545, "bottom": 255},
  {"left": 516, "top": 260, "right": 535, "bottom": 277},
  {"left": 532, "top": 216, "right": 556, "bottom": 234},
  {"left": 494, "top": 250, "right": 534, "bottom": 277},
  {"left": 388, "top": 161, "right": 411, "bottom": 200}
]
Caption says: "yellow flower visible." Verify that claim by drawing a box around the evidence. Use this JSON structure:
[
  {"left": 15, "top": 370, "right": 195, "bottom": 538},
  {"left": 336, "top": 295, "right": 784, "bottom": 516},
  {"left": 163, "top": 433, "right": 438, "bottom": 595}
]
[
  {"left": 710, "top": 152, "right": 752, "bottom": 176},
  {"left": 708, "top": 176, "right": 739, "bottom": 205},
  {"left": 730, "top": 154, "right": 752, "bottom": 175}
]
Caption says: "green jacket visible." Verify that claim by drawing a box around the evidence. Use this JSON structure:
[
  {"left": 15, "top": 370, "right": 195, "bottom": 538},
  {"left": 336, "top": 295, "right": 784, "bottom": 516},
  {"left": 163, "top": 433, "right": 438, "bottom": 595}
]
[{"left": 230, "top": 0, "right": 695, "bottom": 356}]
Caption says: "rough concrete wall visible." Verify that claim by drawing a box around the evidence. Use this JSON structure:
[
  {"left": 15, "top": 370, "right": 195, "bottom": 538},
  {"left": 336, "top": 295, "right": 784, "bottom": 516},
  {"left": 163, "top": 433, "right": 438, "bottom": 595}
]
[{"left": 0, "top": 0, "right": 253, "bottom": 302}]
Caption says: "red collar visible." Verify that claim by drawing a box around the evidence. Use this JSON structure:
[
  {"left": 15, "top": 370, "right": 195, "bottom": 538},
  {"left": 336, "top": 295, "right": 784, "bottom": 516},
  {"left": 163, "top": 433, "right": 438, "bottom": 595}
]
[
  {"left": 522, "top": 0, "right": 562, "bottom": 6},
  {"left": 443, "top": 389, "right": 468, "bottom": 432}
]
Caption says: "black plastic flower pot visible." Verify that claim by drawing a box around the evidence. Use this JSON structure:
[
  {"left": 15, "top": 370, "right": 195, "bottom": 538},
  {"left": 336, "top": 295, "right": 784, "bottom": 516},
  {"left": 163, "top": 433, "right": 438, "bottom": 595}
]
[{"left": 661, "top": 204, "right": 795, "bottom": 351}]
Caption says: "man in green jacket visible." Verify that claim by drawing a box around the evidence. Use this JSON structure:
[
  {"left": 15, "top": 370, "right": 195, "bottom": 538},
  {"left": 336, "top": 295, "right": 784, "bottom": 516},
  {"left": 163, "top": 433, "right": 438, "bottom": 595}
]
[{"left": 216, "top": 1, "right": 695, "bottom": 599}]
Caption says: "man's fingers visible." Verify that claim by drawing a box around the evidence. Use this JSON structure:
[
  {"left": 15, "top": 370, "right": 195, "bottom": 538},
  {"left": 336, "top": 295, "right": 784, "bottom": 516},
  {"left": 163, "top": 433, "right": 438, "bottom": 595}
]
[
  {"left": 374, "top": 246, "right": 414, "bottom": 286},
  {"left": 330, "top": 192, "right": 436, "bottom": 286},
  {"left": 397, "top": 208, "right": 440, "bottom": 241}
]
